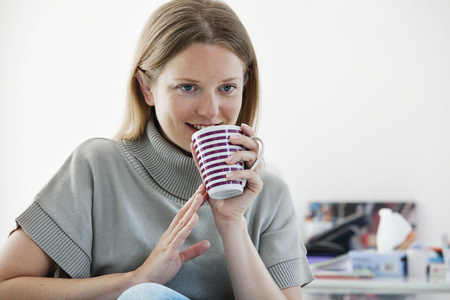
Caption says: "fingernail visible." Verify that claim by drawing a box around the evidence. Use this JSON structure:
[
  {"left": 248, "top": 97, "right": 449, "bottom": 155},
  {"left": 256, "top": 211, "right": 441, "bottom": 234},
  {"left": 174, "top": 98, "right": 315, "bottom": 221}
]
[
  {"left": 226, "top": 172, "right": 234, "bottom": 179},
  {"left": 229, "top": 135, "right": 238, "bottom": 141}
]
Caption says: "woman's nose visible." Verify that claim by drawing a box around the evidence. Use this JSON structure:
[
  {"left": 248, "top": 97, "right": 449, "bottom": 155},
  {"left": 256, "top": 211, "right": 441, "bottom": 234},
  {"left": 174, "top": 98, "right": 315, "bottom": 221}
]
[{"left": 197, "top": 92, "right": 219, "bottom": 118}]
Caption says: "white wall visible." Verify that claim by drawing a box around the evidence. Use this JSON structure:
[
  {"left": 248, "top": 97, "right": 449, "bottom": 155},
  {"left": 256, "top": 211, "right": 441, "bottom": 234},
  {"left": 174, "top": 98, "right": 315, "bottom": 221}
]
[{"left": 1, "top": 0, "right": 449, "bottom": 248}]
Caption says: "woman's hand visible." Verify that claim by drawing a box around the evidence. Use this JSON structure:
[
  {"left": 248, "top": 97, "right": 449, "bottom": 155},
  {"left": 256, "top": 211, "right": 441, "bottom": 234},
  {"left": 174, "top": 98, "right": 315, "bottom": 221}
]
[
  {"left": 133, "top": 185, "right": 210, "bottom": 285},
  {"left": 191, "top": 123, "right": 264, "bottom": 232}
]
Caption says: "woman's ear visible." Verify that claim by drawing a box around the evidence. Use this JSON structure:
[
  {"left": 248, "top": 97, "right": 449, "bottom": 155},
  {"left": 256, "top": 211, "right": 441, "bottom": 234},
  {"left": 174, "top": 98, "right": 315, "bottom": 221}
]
[{"left": 136, "top": 70, "right": 154, "bottom": 106}]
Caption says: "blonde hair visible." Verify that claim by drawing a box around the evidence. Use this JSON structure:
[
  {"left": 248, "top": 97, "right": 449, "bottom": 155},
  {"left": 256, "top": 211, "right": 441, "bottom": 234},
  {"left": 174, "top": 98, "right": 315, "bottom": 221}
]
[{"left": 115, "top": 0, "right": 260, "bottom": 140}]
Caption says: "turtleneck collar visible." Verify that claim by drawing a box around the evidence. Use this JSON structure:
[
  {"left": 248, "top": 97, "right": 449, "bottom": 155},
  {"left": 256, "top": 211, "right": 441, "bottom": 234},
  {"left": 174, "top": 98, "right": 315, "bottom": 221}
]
[{"left": 123, "top": 118, "right": 203, "bottom": 201}]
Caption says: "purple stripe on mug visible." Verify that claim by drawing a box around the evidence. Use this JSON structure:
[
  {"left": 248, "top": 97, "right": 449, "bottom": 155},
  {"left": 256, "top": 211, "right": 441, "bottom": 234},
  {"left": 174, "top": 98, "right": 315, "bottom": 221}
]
[
  {"left": 198, "top": 154, "right": 229, "bottom": 168},
  {"left": 195, "top": 141, "right": 229, "bottom": 154},
  {"left": 193, "top": 138, "right": 230, "bottom": 152},
  {"left": 192, "top": 132, "right": 242, "bottom": 148},
  {"left": 199, "top": 156, "right": 244, "bottom": 171},
  {"left": 197, "top": 148, "right": 241, "bottom": 162},
  {"left": 204, "top": 173, "right": 228, "bottom": 185},
  {"left": 195, "top": 142, "right": 241, "bottom": 156},
  {"left": 194, "top": 135, "right": 237, "bottom": 147},
  {"left": 204, "top": 174, "right": 242, "bottom": 187},
  {"left": 200, "top": 161, "right": 244, "bottom": 175},
  {"left": 202, "top": 167, "right": 242, "bottom": 181},
  {"left": 193, "top": 128, "right": 243, "bottom": 142}
]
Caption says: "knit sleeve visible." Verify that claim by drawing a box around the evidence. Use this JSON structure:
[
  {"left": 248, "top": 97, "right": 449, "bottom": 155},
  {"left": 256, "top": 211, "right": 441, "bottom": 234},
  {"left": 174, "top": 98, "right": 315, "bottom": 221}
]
[
  {"left": 16, "top": 202, "right": 91, "bottom": 278},
  {"left": 256, "top": 173, "right": 315, "bottom": 289},
  {"left": 15, "top": 139, "right": 102, "bottom": 279}
]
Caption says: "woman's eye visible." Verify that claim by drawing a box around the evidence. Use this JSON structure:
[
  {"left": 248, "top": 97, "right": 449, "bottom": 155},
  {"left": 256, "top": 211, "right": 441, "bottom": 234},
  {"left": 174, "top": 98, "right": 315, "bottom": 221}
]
[
  {"left": 179, "top": 85, "right": 197, "bottom": 92},
  {"left": 221, "top": 85, "right": 236, "bottom": 93}
]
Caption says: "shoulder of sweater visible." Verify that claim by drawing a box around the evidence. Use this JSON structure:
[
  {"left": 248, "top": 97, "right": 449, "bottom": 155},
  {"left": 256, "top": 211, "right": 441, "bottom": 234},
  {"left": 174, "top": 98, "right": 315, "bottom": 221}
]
[
  {"left": 256, "top": 168, "right": 293, "bottom": 210},
  {"left": 246, "top": 168, "right": 294, "bottom": 226},
  {"left": 259, "top": 168, "right": 289, "bottom": 191},
  {"left": 71, "top": 138, "right": 122, "bottom": 162}
]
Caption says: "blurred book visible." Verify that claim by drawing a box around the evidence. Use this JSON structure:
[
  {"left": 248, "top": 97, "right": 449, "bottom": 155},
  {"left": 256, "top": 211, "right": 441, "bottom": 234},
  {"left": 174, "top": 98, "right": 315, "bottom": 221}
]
[
  {"left": 308, "top": 253, "right": 374, "bottom": 279},
  {"left": 349, "top": 249, "right": 406, "bottom": 277}
]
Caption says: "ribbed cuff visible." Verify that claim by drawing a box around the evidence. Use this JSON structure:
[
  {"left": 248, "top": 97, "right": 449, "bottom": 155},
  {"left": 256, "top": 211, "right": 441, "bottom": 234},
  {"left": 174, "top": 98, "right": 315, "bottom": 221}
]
[
  {"left": 16, "top": 202, "right": 91, "bottom": 279},
  {"left": 268, "top": 258, "right": 315, "bottom": 289}
]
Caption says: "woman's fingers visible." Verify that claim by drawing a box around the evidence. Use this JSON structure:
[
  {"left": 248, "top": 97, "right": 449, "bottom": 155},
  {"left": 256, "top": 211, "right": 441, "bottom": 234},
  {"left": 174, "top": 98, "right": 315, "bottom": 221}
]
[
  {"left": 166, "top": 184, "right": 203, "bottom": 229},
  {"left": 180, "top": 240, "right": 211, "bottom": 264},
  {"left": 135, "top": 185, "right": 209, "bottom": 285},
  {"left": 171, "top": 211, "right": 199, "bottom": 250},
  {"left": 226, "top": 142, "right": 260, "bottom": 171},
  {"left": 227, "top": 124, "right": 262, "bottom": 170},
  {"left": 168, "top": 192, "right": 209, "bottom": 263},
  {"left": 225, "top": 148, "right": 258, "bottom": 168},
  {"left": 165, "top": 190, "right": 205, "bottom": 244},
  {"left": 226, "top": 168, "right": 263, "bottom": 195},
  {"left": 240, "top": 123, "right": 255, "bottom": 136},
  {"left": 228, "top": 133, "right": 260, "bottom": 154}
]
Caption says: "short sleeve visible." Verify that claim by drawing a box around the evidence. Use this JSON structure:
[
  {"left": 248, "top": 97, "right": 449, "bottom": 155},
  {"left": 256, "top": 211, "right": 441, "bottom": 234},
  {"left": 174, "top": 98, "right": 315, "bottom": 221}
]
[
  {"left": 15, "top": 139, "right": 103, "bottom": 278},
  {"left": 254, "top": 173, "right": 315, "bottom": 288}
]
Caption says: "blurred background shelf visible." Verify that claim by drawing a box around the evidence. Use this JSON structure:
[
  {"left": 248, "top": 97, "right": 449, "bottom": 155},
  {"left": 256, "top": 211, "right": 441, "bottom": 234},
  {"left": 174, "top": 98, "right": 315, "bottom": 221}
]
[{"left": 303, "top": 277, "right": 450, "bottom": 300}]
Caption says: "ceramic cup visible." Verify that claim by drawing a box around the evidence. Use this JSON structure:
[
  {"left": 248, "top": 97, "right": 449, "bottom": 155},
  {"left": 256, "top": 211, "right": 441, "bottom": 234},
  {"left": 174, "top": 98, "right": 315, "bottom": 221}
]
[{"left": 191, "top": 125, "right": 264, "bottom": 199}]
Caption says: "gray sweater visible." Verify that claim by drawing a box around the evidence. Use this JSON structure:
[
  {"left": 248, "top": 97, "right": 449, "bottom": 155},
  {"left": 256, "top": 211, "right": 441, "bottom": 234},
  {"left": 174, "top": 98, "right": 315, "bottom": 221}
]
[{"left": 16, "top": 119, "right": 314, "bottom": 299}]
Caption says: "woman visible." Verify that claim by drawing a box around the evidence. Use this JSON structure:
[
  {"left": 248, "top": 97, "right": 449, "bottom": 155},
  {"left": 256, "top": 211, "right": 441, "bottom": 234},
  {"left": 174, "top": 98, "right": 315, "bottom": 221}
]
[{"left": 0, "top": 0, "right": 314, "bottom": 299}]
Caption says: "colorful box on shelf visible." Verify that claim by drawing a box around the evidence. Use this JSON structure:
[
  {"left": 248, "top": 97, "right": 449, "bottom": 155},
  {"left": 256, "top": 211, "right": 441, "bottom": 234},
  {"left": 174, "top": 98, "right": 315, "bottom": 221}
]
[
  {"left": 348, "top": 250, "right": 407, "bottom": 277},
  {"left": 429, "top": 263, "right": 446, "bottom": 279}
]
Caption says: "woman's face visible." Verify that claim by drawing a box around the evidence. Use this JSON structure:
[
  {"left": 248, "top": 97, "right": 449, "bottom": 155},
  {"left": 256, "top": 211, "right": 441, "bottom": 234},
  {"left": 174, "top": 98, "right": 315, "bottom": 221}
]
[{"left": 142, "top": 43, "right": 245, "bottom": 153}]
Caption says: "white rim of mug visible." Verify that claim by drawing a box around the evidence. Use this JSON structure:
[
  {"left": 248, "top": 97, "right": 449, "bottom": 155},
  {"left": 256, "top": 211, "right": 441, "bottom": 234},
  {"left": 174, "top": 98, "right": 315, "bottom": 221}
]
[
  {"left": 191, "top": 125, "right": 242, "bottom": 142},
  {"left": 208, "top": 184, "right": 244, "bottom": 199}
]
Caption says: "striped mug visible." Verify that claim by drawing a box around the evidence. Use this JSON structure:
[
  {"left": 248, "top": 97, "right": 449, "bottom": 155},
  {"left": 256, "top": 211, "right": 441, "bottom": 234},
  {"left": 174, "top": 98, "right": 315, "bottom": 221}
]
[{"left": 191, "top": 125, "right": 264, "bottom": 199}]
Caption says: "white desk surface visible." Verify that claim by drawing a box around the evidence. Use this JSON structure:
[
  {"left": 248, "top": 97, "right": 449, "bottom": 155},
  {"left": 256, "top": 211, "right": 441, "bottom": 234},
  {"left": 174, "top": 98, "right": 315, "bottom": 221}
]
[
  {"left": 303, "top": 276, "right": 450, "bottom": 299},
  {"left": 304, "top": 276, "right": 450, "bottom": 293}
]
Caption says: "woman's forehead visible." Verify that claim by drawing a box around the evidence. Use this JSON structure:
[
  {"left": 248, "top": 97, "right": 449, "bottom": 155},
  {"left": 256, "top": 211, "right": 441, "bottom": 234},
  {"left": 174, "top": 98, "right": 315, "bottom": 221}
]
[{"left": 160, "top": 44, "right": 246, "bottom": 81}]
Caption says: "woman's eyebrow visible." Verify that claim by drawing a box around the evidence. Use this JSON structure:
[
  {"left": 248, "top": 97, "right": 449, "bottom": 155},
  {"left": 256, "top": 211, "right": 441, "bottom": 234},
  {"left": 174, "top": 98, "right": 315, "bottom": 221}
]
[
  {"left": 172, "top": 77, "right": 201, "bottom": 83},
  {"left": 171, "top": 76, "right": 243, "bottom": 83},
  {"left": 220, "top": 77, "right": 242, "bottom": 82}
]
